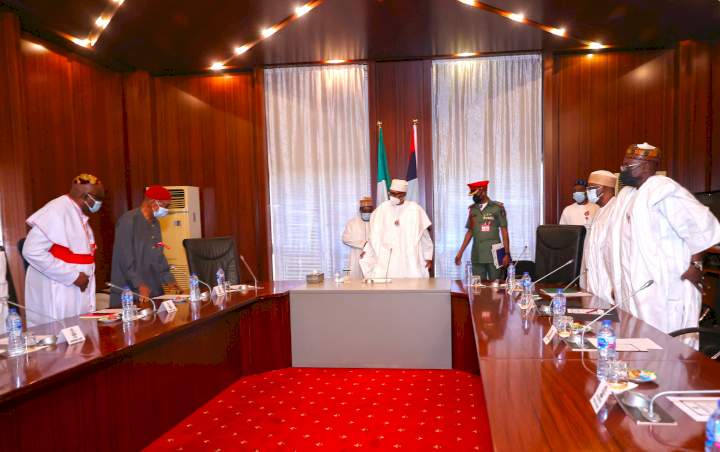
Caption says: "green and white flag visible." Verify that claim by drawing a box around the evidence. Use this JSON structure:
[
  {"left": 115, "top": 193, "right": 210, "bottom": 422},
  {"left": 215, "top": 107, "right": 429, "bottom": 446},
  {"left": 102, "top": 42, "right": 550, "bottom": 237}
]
[{"left": 376, "top": 125, "right": 391, "bottom": 206}]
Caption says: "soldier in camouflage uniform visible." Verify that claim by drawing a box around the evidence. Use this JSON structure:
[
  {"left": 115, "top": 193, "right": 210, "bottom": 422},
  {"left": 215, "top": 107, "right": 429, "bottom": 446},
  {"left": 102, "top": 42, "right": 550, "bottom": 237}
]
[{"left": 455, "top": 180, "right": 511, "bottom": 280}]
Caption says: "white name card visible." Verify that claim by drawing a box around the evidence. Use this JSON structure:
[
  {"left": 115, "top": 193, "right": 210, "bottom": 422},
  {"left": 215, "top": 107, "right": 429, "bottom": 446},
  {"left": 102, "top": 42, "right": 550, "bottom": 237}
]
[
  {"left": 159, "top": 300, "right": 177, "bottom": 313},
  {"left": 60, "top": 325, "right": 86, "bottom": 345},
  {"left": 543, "top": 325, "right": 557, "bottom": 345},
  {"left": 590, "top": 380, "right": 612, "bottom": 413}
]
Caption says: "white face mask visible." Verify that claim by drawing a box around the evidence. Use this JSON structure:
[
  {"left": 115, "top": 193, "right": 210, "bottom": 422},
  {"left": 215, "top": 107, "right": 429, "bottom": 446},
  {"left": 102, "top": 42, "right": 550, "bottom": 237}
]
[
  {"left": 389, "top": 196, "right": 402, "bottom": 206},
  {"left": 587, "top": 188, "right": 600, "bottom": 204}
]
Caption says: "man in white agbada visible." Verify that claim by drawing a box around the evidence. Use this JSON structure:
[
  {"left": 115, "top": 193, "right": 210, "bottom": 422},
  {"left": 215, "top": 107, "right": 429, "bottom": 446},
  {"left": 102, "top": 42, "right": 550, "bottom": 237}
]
[
  {"left": 580, "top": 170, "right": 617, "bottom": 302},
  {"left": 23, "top": 174, "right": 105, "bottom": 326},
  {"left": 604, "top": 186, "right": 637, "bottom": 304},
  {"left": 342, "top": 197, "right": 373, "bottom": 279},
  {"left": 559, "top": 179, "right": 599, "bottom": 228},
  {"left": 618, "top": 143, "right": 720, "bottom": 334},
  {"left": 360, "top": 179, "right": 433, "bottom": 278}
]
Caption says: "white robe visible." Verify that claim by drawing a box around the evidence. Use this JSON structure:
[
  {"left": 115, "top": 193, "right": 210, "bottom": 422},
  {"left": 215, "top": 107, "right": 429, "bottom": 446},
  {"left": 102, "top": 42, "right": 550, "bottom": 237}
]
[
  {"left": 23, "top": 195, "right": 96, "bottom": 327},
  {"left": 360, "top": 200, "right": 434, "bottom": 278},
  {"left": 580, "top": 197, "right": 616, "bottom": 303},
  {"left": 342, "top": 215, "right": 370, "bottom": 279},
  {"left": 559, "top": 202, "right": 599, "bottom": 228},
  {"left": 0, "top": 250, "right": 8, "bottom": 334},
  {"left": 603, "top": 187, "right": 637, "bottom": 304},
  {"left": 619, "top": 176, "right": 720, "bottom": 333}
]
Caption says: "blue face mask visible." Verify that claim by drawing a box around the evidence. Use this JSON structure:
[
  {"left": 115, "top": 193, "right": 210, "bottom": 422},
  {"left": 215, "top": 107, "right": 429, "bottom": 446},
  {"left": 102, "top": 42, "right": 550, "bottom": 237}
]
[
  {"left": 572, "top": 191, "right": 586, "bottom": 204},
  {"left": 153, "top": 202, "right": 169, "bottom": 218},
  {"left": 85, "top": 194, "right": 102, "bottom": 213},
  {"left": 360, "top": 212, "right": 371, "bottom": 222}
]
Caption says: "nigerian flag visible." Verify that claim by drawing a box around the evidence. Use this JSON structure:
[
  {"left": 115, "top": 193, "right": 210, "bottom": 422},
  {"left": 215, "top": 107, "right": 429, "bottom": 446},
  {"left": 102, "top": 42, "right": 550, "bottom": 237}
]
[{"left": 376, "top": 125, "right": 391, "bottom": 206}]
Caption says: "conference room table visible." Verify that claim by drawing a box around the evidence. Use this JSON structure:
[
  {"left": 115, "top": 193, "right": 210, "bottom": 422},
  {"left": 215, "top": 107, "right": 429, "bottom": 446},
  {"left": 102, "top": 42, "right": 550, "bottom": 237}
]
[
  {"left": 0, "top": 279, "right": 718, "bottom": 451},
  {"left": 453, "top": 280, "right": 720, "bottom": 451}
]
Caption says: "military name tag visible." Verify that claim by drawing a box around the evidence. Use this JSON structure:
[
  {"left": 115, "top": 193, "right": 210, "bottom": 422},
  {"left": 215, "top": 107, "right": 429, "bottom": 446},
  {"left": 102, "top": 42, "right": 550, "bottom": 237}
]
[{"left": 60, "top": 325, "right": 86, "bottom": 345}]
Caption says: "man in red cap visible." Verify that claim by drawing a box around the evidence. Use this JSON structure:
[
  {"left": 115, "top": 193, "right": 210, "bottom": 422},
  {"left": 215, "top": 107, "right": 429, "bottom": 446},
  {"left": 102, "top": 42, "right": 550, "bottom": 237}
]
[
  {"left": 110, "top": 185, "right": 179, "bottom": 307},
  {"left": 454, "top": 180, "right": 510, "bottom": 280}
]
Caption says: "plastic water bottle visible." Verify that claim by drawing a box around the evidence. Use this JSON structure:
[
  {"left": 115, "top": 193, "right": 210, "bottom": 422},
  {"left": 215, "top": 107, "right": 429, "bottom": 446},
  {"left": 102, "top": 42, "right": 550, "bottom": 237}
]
[
  {"left": 551, "top": 289, "right": 567, "bottom": 328},
  {"left": 596, "top": 320, "right": 616, "bottom": 380},
  {"left": 705, "top": 400, "right": 720, "bottom": 451},
  {"left": 519, "top": 278, "right": 533, "bottom": 310},
  {"left": 5, "top": 309, "right": 24, "bottom": 357},
  {"left": 521, "top": 272, "right": 532, "bottom": 296},
  {"left": 189, "top": 273, "right": 201, "bottom": 302},
  {"left": 216, "top": 267, "right": 226, "bottom": 289},
  {"left": 121, "top": 286, "right": 135, "bottom": 322},
  {"left": 506, "top": 263, "right": 516, "bottom": 292}
]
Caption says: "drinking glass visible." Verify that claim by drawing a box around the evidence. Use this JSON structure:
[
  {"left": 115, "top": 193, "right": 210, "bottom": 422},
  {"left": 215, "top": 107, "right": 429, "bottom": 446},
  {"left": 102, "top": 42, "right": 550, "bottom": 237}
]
[
  {"left": 557, "top": 316, "right": 573, "bottom": 338},
  {"left": 607, "top": 359, "right": 629, "bottom": 390}
]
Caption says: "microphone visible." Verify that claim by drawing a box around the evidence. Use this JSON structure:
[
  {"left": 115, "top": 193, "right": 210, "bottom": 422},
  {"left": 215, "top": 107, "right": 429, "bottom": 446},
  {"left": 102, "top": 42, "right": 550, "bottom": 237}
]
[
  {"left": 106, "top": 282, "right": 157, "bottom": 312},
  {"left": 512, "top": 245, "right": 529, "bottom": 266},
  {"left": 532, "top": 259, "right": 574, "bottom": 286},
  {"left": 384, "top": 248, "right": 393, "bottom": 282},
  {"left": 579, "top": 280, "right": 654, "bottom": 349},
  {"left": 563, "top": 269, "right": 587, "bottom": 291},
  {"left": 239, "top": 255, "right": 262, "bottom": 290}
]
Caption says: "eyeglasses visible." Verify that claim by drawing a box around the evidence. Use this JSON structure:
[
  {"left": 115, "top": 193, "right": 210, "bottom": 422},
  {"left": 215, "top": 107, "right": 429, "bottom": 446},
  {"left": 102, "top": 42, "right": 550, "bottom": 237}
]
[{"left": 620, "top": 162, "right": 643, "bottom": 172}]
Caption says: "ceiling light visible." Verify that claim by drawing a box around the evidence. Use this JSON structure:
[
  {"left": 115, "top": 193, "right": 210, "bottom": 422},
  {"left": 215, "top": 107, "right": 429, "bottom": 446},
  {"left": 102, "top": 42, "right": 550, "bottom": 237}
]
[
  {"left": 550, "top": 27, "right": 566, "bottom": 37},
  {"left": 113, "top": 0, "right": 125, "bottom": 4},
  {"left": 458, "top": 0, "right": 476, "bottom": 5},
  {"left": 295, "top": 4, "right": 312, "bottom": 17},
  {"left": 586, "top": 54, "right": 594, "bottom": 58},
  {"left": 210, "top": 62, "right": 225, "bottom": 71},
  {"left": 508, "top": 13, "right": 525, "bottom": 22},
  {"left": 588, "top": 42, "right": 605, "bottom": 49},
  {"left": 234, "top": 45, "right": 250, "bottom": 55},
  {"left": 71, "top": 37, "right": 91, "bottom": 48},
  {"left": 95, "top": 17, "right": 110, "bottom": 29},
  {"left": 24, "top": 41, "right": 47, "bottom": 52},
  {"left": 455, "top": 52, "right": 477, "bottom": 57},
  {"left": 261, "top": 27, "right": 277, "bottom": 38},
  {"left": 325, "top": 59, "right": 346, "bottom": 64}
]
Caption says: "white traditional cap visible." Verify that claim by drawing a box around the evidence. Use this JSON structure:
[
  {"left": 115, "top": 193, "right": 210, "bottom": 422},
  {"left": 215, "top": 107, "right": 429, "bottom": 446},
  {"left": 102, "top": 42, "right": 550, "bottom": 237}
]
[
  {"left": 588, "top": 170, "right": 617, "bottom": 188},
  {"left": 390, "top": 179, "right": 408, "bottom": 192}
]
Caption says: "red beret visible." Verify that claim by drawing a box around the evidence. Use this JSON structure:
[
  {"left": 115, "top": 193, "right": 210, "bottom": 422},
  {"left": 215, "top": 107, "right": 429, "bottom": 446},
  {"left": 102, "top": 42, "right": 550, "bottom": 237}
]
[
  {"left": 467, "top": 180, "right": 489, "bottom": 194},
  {"left": 145, "top": 185, "right": 171, "bottom": 201}
]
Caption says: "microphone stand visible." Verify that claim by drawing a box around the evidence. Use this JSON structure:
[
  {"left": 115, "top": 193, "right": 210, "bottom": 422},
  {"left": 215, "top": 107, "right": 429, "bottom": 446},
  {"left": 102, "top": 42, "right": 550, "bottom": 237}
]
[
  {"left": 531, "top": 259, "right": 574, "bottom": 287},
  {"left": 563, "top": 270, "right": 587, "bottom": 291},
  {"left": 512, "top": 245, "right": 529, "bottom": 266},
  {"left": 240, "top": 255, "right": 262, "bottom": 290}
]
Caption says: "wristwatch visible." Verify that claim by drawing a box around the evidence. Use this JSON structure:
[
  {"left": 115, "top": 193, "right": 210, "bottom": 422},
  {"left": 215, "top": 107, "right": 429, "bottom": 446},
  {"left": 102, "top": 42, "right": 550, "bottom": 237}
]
[{"left": 692, "top": 260, "right": 704, "bottom": 272}]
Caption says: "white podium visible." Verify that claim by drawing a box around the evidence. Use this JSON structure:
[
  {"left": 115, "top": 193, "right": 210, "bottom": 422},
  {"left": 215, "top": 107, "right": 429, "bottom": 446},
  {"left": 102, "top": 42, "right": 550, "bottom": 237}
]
[{"left": 289, "top": 278, "right": 452, "bottom": 369}]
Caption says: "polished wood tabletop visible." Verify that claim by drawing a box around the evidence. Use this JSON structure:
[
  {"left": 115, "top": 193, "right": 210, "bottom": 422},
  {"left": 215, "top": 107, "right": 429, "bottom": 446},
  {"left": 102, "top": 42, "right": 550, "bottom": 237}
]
[
  {"left": 0, "top": 281, "right": 300, "bottom": 404},
  {"left": 453, "top": 281, "right": 720, "bottom": 451}
]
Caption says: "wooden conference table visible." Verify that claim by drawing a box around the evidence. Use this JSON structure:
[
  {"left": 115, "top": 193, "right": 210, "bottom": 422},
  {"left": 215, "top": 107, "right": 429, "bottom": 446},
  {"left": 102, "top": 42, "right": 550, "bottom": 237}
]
[{"left": 0, "top": 280, "right": 717, "bottom": 451}]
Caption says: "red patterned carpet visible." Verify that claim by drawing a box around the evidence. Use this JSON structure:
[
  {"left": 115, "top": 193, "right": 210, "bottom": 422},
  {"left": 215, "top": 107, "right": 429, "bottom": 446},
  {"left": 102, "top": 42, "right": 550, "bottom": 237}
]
[{"left": 146, "top": 368, "right": 492, "bottom": 451}]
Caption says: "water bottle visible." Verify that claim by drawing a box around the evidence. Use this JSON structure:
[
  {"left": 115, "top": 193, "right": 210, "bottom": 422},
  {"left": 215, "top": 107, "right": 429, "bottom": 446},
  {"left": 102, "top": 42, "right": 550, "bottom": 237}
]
[
  {"left": 121, "top": 286, "right": 135, "bottom": 322},
  {"left": 506, "top": 263, "right": 516, "bottom": 292},
  {"left": 551, "top": 289, "right": 567, "bottom": 328},
  {"left": 216, "top": 267, "right": 226, "bottom": 289},
  {"left": 596, "top": 320, "right": 616, "bottom": 380},
  {"left": 519, "top": 278, "right": 533, "bottom": 310},
  {"left": 189, "top": 273, "right": 201, "bottom": 302},
  {"left": 5, "top": 309, "right": 24, "bottom": 357},
  {"left": 521, "top": 272, "right": 532, "bottom": 297},
  {"left": 705, "top": 400, "right": 720, "bottom": 451}
]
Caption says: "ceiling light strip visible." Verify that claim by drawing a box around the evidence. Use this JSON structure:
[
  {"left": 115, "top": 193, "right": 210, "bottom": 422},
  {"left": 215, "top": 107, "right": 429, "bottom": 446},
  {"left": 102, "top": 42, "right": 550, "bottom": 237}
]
[
  {"left": 456, "top": 0, "right": 607, "bottom": 49},
  {"left": 211, "top": 0, "right": 325, "bottom": 70}
]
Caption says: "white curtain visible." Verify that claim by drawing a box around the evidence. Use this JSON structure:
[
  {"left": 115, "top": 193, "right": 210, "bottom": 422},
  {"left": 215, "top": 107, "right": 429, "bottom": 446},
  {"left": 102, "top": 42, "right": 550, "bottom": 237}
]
[
  {"left": 265, "top": 65, "right": 370, "bottom": 280},
  {"left": 432, "top": 54, "right": 543, "bottom": 278}
]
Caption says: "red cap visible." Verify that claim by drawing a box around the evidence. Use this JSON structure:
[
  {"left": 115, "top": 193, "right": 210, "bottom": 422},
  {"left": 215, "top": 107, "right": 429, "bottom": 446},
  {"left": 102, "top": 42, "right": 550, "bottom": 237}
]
[
  {"left": 145, "top": 185, "right": 171, "bottom": 201},
  {"left": 467, "top": 180, "right": 489, "bottom": 195}
]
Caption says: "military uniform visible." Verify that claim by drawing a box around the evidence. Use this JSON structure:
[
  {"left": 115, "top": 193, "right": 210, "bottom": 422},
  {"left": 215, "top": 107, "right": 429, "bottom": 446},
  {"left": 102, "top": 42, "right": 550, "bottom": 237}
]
[{"left": 466, "top": 200, "right": 507, "bottom": 279}]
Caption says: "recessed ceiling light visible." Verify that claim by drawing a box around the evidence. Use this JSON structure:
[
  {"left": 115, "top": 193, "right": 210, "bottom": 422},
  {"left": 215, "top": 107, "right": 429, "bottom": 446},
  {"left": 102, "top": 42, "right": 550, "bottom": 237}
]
[
  {"left": 295, "top": 4, "right": 312, "bottom": 17},
  {"left": 588, "top": 42, "right": 605, "bottom": 49},
  {"left": 550, "top": 27, "right": 566, "bottom": 37},
  {"left": 458, "top": 0, "right": 476, "bottom": 5},
  {"left": 508, "top": 12, "right": 525, "bottom": 22},
  {"left": 71, "top": 37, "right": 91, "bottom": 48},
  {"left": 210, "top": 62, "right": 225, "bottom": 71},
  {"left": 234, "top": 45, "right": 250, "bottom": 55},
  {"left": 325, "top": 59, "right": 346, "bottom": 64},
  {"left": 95, "top": 17, "right": 110, "bottom": 29},
  {"left": 455, "top": 52, "right": 477, "bottom": 57},
  {"left": 261, "top": 27, "right": 278, "bottom": 38}
]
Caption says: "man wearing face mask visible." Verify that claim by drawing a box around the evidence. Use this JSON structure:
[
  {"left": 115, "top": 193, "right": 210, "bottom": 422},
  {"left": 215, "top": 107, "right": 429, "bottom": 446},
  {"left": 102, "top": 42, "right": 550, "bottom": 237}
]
[
  {"left": 360, "top": 179, "right": 433, "bottom": 278},
  {"left": 342, "top": 197, "right": 374, "bottom": 279},
  {"left": 579, "top": 170, "right": 617, "bottom": 301},
  {"left": 454, "top": 180, "right": 510, "bottom": 280},
  {"left": 22, "top": 174, "right": 105, "bottom": 326},
  {"left": 618, "top": 142, "right": 720, "bottom": 333},
  {"left": 559, "top": 179, "right": 599, "bottom": 228},
  {"left": 110, "top": 185, "right": 179, "bottom": 307}
]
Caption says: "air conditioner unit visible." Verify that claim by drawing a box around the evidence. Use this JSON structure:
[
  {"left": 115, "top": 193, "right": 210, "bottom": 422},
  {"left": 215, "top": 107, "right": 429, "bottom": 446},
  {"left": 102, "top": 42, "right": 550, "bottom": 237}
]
[{"left": 153, "top": 186, "right": 201, "bottom": 291}]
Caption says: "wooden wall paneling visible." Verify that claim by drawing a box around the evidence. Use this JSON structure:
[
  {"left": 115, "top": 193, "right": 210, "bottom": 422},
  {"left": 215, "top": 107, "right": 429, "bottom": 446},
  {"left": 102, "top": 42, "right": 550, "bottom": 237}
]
[
  {"left": 711, "top": 42, "right": 720, "bottom": 192},
  {"left": 676, "top": 40, "right": 712, "bottom": 193},
  {"left": 451, "top": 294, "right": 480, "bottom": 375},
  {"left": 0, "top": 13, "right": 31, "bottom": 304},
  {"left": 122, "top": 71, "right": 157, "bottom": 208},
  {"left": 542, "top": 52, "right": 559, "bottom": 224}
]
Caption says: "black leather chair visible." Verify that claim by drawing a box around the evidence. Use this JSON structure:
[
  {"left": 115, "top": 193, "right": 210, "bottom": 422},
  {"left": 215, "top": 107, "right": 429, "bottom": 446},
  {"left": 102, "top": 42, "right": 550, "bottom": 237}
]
[
  {"left": 533, "top": 225, "right": 586, "bottom": 284},
  {"left": 183, "top": 237, "right": 241, "bottom": 287},
  {"left": 18, "top": 238, "right": 29, "bottom": 271},
  {"left": 1, "top": 246, "right": 18, "bottom": 302}
]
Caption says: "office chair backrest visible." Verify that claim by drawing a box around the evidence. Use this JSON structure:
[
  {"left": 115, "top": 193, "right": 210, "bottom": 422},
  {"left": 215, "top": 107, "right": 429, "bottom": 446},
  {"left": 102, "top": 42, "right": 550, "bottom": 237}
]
[
  {"left": 183, "top": 237, "right": 241, "bottom": 287},
  {"left": 534, "top": 225, "right": 586, "bottom": 284},
  {"left": 17, "top": 238, "right": 29, "bottom": 271}
]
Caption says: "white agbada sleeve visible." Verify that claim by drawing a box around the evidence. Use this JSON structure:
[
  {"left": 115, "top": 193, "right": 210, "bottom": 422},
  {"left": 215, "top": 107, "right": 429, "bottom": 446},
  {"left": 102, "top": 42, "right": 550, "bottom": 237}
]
[
  {"left": 342, "top": 217, "right": 367, "bottom": 249},
  {"left": 558, "top": 206, "right": 570, "bottom": 225},
  {"left": 420, "top": 230, "right": 433, "bottom": 260},
  {"left": 23, "top": 227, "right": 79, "bottom": 286}
]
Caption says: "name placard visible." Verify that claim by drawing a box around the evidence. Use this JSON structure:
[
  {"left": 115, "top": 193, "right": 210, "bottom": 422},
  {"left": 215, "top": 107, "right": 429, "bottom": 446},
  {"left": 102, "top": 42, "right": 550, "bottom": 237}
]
[
  {"left": 543, "top": 325, "right": 557, "bottom": 345},
  {"left": 60, "top": 325, "right": 86, "bottom": 345},
  {"left": 159, "top": 300, "right": 177, "bottom": 313}
]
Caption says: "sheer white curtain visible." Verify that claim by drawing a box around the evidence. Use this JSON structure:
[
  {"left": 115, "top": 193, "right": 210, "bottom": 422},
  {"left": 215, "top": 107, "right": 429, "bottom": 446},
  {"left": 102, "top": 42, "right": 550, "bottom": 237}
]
[
  {"left": 265, "top": 65, "right": 370, "bottom": 280},
  {"left": 432, "top": 54, "right": 542, "bottom": 278}
]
